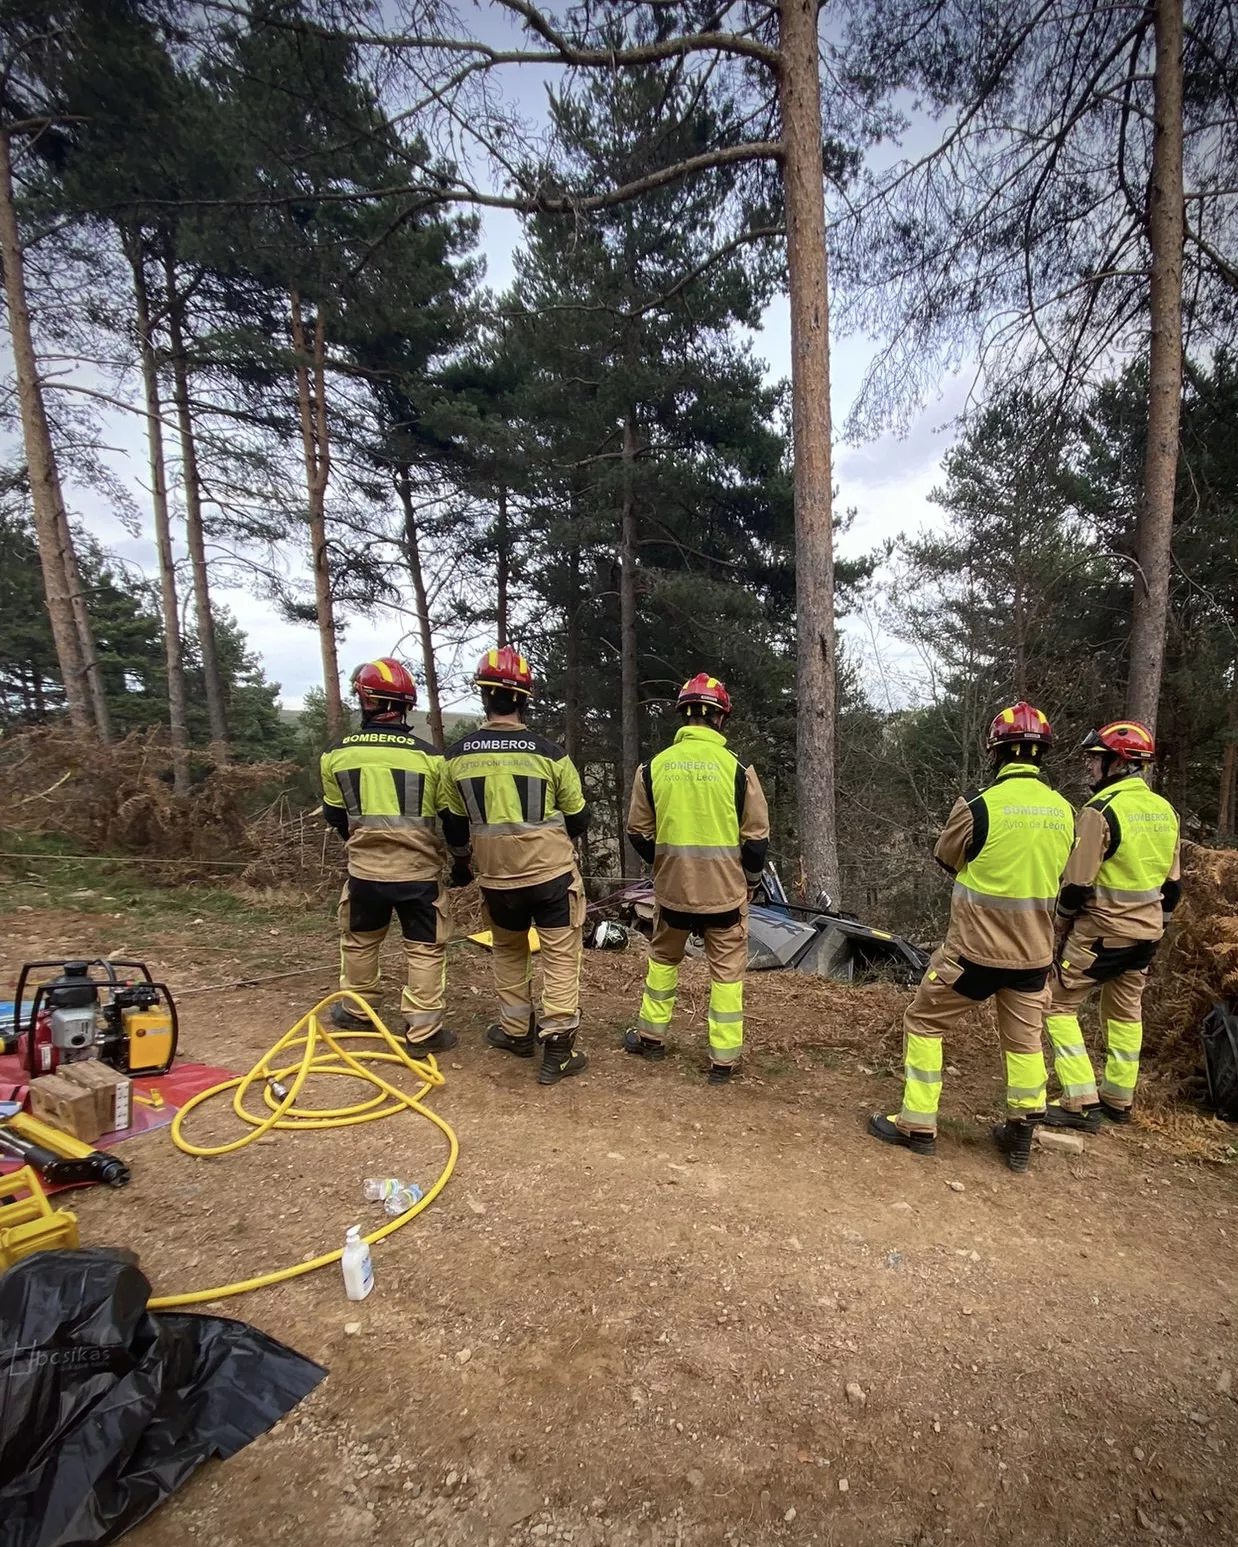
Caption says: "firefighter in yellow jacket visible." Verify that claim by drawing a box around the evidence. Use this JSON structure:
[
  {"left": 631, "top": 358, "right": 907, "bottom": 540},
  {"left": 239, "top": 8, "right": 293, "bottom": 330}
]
[
  {"left": 1043, "top": 721, "right": 1181, "bottom": 1130},
  {"left": 869, "top": 702, "right": 1075, "bottom": 1171},
  {"left": 625, "top": 674, "right": 770, "bottom": 1085},
  {"left": 320, "top": 658, "right": 456, "bottom": 1053},
  {"left": 441, "top": 647, "right": 591, "bottom": 1086}
]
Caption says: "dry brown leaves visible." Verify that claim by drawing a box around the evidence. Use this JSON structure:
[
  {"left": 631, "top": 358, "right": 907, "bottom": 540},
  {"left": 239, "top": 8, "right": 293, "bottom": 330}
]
[
  {"left": 0, "top": 727, "right": 294, "bottom": 879},
  {"left": 1143, "top": 843, "right": 1238, "bottom": 1089}
]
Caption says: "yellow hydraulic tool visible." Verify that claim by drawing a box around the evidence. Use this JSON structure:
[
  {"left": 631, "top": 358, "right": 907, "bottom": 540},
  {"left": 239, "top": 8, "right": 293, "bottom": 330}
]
[
  {"left": 0, "top": 1165, "right": 79, "bottom": 1269},
  {"left": 0, "top": 1111, "right": 130, "bottom": 1187},
  {"left": 150, "top": 991, "right": 458, "bottom": 1310}
]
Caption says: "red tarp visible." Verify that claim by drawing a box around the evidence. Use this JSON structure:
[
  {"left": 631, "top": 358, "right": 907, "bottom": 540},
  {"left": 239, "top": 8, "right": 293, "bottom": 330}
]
[{"left": 0, "top": 1057, "right": 234, "bottom": 1186}]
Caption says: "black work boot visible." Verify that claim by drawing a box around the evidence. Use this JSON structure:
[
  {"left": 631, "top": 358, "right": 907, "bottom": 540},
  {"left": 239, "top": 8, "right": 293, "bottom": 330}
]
[
  {"left": 538, "top": 1031, "right": 588, "bottom": 1085},
  {"left": 405, "top": 1026, "right": 459, "bottom": 1056},
  {"left": 1043, "top": 1102, "right": 1102, "bottom": 1134},
  {"left": 868, "top": 1112, "right": 936, "bottom": 1157},
  {"left": 330, "top": 1000, "right": 374, "bottom": 1030},
  {"left": 992, "top": 1118, "right": 1036, "bottom": 1173},
  {"left": 623, "top": 1029, "right": 666, "bottom": 1061},
  {"left": 487, "top": 1024, "right": 536, "bottom": 1057},
  {"left": 708, "top": 1062, "right": 735, "bottom": 1086},
  {"left": 1098, "top": 1098, "right": 1132, "bottom": 1124}
]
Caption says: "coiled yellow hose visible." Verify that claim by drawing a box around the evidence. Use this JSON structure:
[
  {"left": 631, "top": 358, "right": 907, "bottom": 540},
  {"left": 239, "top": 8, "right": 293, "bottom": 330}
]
[{"left": 148, "top": 991, "right": 458, "bottom": 1310}]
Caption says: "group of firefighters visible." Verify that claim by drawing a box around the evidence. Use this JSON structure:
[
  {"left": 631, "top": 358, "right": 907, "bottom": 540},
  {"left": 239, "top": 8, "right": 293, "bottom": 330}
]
[{"left": 320, "top": 651, "right": 1180, "bottom": 1171}]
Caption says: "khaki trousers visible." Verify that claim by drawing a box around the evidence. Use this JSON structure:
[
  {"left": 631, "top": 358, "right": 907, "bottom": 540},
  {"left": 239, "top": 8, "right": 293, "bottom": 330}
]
[
  {"left": 1046, "top": 933, "right": 1151, "bottom": 1111},
  {"left": 636, "top": 906, "right": 748, "bottom": 1066},
  {"left": 897, "top": 950, "right": 1050, "bottom": 1134},
  {"left": 338, "top": 877, "right": 450, "bottom": 1043},
  {"left": 483, "top": 874, "right": 586, "bottom": 1039}
]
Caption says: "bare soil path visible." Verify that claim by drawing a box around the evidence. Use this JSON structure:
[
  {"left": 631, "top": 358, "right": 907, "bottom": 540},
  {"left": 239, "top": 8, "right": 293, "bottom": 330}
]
[{"left": 3, "top": 894, "right": 1235, "bottom": 1547}]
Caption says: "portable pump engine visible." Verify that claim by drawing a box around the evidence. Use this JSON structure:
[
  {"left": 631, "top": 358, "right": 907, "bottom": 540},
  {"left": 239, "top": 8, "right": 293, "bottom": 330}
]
[{"left": 11, "top": 959, "right": 178, "bottom": 1078}]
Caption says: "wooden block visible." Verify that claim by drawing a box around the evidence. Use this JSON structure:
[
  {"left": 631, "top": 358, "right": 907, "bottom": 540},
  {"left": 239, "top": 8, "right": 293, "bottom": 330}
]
[
  {"left": 28, "top": 1074, "right": 104, "bottom": 1144},
  {"left": 58, "top": 1061, "right": 132, "bottom": 1133}
]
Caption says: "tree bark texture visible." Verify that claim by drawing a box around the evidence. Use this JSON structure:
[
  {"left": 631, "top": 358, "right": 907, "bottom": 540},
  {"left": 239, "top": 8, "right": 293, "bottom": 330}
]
[
  {"left": 1217, "top": 665, "right": 1238, "bottom": 839},
  {"left": 397, "top": 467, "right": 445, "bottom": 749},
  {"left": 496, "top": 486, "right": 510, "bottom": 648},
  {"left": 618, "top": 411, "right": 641, "bottom": 840},
  {"left": 166, "top": 249, "right": 229, "bottom": 761},
  {"left": 563, "top": 523, "right": 582, "bottom": 765},
  {"left": 290, "top": 289, "right": 344, "bottom": 739},
  {"left": 1126, "top": 0, "right": 1184, "bottom": 733},
  {"left": 778, "top": 0, "right": 840, "bottom": 899},
  {"left": 131, "top": 239, "right": 191, "bottom": 796},
  {"left": 56, "top": 503, "right": 113, "bottom": 741},
  {"left": 0, "top": 126, "right": 94, "bottom": 736}
]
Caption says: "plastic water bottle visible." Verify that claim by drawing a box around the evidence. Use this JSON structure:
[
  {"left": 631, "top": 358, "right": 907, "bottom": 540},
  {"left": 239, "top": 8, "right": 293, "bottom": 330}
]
[
  {"left": 342, "top": 1226, "right": 374, "bottom": 1301},
  {"left": 363, "top": 1177, "right": 402, "bottom": 1202},
  {"left": 363, "top": 1178, "right": 423, "bottom": 1215},
  {"left": 383, "top": 1182, "right": 423, "bottom": 1218}
]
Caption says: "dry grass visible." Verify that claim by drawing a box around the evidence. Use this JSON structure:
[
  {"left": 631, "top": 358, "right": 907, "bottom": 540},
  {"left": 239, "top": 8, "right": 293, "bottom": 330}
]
[
  {"left": 0, "top": 728, "right": 293, "bottom": 877},
  {"left": 1143, "top": 843, "right": 1238, "bottom": 1089}
]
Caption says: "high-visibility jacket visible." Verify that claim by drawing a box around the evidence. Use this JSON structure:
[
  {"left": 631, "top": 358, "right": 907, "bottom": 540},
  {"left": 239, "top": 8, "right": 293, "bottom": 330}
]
[
  {"left": 440, "top": 725, "right": 589, "bottom": 889},
  {"left": 1057, "top": 773, "right": 1181, "bottom": 941},
  {"left": 320, "top": 722, "right": 447, "bottom": 882},
  {"left": 627, "top": 724, "right": 770, "bottom": 914},
  {"left": 934, "top": 763, "right": 1075, "bottom": 970}
]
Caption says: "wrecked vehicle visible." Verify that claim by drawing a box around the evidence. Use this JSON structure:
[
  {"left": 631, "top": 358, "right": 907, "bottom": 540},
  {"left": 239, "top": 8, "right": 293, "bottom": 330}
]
[{"left": 596, "top": 866, "right": 930, "bottom": 986}]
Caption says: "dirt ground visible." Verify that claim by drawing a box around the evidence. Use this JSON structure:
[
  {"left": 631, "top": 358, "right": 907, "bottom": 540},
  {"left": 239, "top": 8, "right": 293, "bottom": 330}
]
[{"left": 3, "top": 889, "right": 1237, "bottom": 1547}]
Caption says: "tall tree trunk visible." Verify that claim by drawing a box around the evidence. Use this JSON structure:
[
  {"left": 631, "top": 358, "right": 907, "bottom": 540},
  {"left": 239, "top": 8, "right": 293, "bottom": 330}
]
[
  {"left": 165, "top": 247, "right": 229, "bottom": 761},
  {"left": 1217, "top": 661, "right": 1238, "bottom": 840},
  {"left": 0, "top": 126, "right": 93, "bottom": 735},
  {"left": 290, "top": 289, "right": 343, "bottom": 738},
  {"left": 396, "top": 467, "right": 445, "bottom": 749},
  {"left": 1126, "top": 0, "right": 1184, "bottom": 732},
  {"left": 618, "top": 411, "right": 641, "bottom": 837},
  {"left": 130, "top": 237, "right": 190, "bottom": 796},
  {"left": 564, "top": 526, "right": 582, "bottom": 765},
  {"left": 496, "top": 486, "right": 510, "bottom": 648},
  {"left": 1012, "top": 520, "right": 1028, "bottom": 700},
  {"left": 779, "top": 0, "right": 840, "bottom": 900},
  {"left": 57, "top": 508, "right": 113, "bottom": 740}
]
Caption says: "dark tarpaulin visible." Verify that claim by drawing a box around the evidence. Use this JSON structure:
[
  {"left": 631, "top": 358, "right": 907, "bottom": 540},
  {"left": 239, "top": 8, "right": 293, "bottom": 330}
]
[{"left": 0, "top": 1248, "right": 326, "bottom": 1547}]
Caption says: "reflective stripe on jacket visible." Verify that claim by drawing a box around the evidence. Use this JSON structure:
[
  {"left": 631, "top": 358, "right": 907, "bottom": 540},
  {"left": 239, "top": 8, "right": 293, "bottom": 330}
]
[
  {"left": 1059, "top": 774, "right": 1181, "bottom": 940},
  {"left": 320, "top": 726, "right": 447, "bottom": 882},
  {"left": 441, "top": 726, "right": 588, "bottom": 889},
  {"left": 628, "top": 724, "right": 770, "bottom": 913},
  {"left": 936, "top": 763, "right": 1075, "bottom": 970}
]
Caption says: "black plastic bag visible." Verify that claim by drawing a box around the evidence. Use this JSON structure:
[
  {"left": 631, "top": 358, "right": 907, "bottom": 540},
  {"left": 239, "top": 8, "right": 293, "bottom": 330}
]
[
  {"left": 1200, "top": 999, "right": 1238, "bottom": 1122},
  {"left": 0, "top": 1248, "right": 326, "bottom": 1546}
]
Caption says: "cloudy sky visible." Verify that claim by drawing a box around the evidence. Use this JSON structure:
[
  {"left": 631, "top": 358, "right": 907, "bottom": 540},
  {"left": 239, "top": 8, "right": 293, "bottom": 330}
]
[{"left": 12, "top": 12, "right": 971, "bottom": 713}]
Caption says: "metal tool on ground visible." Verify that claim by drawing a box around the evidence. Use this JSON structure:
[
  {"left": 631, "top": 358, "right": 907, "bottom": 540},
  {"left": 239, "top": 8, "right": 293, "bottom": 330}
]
[
  {"left": 0, "top": 1165, "right": 79, "bottom": 1268},
  {"left": 0, "top": 1111, "right": 131, "bottom": 1188},
  {"left": 9, "top": 959, "right": 177, "bottom": 1078},
  {"left": 148, "top": 990, "right": 458, "bottom": 1309}
]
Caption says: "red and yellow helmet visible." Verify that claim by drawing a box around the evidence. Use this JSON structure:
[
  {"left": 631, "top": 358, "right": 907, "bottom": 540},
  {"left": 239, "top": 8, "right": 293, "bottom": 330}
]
[
  {"left": 474, "top": 645, "right": 534, "bottom": 697},
  {"left": 1080, "top": 720, "right": 1155, "bottom": 763},
  {"left": 986, "top": 701, "right": 1053, "bottom": 750},
  {"left": 677, "top": 672, "right": 732, "bottom": 715},
  {"left": 351, "top": 657, "right": 417, "bottom": 710}
]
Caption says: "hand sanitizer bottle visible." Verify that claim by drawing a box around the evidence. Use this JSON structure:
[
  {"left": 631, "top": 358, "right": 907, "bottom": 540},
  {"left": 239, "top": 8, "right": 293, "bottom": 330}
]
[{"left": 342, "top": 1225, "right": 374, "bottom": 1300}]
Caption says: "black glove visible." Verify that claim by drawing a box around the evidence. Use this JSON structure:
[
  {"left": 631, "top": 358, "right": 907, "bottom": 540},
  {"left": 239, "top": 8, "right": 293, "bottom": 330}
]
[{"left": 449, "top": 856, "right": 474, "bottom": 889}]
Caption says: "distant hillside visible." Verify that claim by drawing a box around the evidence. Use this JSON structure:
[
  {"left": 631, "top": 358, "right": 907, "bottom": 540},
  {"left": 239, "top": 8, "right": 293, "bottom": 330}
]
[{"left": 278, "top": 706, "right": 478, "bottom": 744}]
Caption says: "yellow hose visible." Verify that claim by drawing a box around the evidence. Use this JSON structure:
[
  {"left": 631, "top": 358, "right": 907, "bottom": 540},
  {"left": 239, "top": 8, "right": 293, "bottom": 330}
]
[{"left": 148, "top": 991, "right": 458, "bottom": 1310}]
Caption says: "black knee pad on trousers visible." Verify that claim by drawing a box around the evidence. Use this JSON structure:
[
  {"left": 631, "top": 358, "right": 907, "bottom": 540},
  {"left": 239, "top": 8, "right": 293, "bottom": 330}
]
[
  {"left": 953, "top": 957, "right": 1050, "bottom": 1001},
  {"left": 1083, "top": 937, "right": 1159, "bottom": 982},
  {"left": 347, "top": 876, "right": 438, "bottom": 942},
  {"left": 483, "top": 871, "right": 574, "bottom": 931}
]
